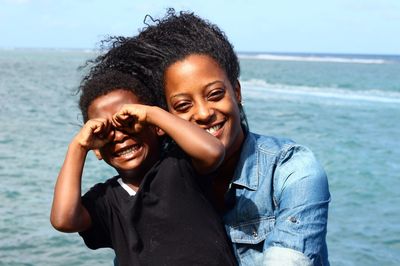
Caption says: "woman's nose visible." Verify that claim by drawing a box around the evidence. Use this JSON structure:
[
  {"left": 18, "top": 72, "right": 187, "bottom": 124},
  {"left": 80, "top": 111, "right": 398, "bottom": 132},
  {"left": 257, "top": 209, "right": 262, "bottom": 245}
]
[{"left": 192, "top": 103, "right": 215, "bottom": 123}]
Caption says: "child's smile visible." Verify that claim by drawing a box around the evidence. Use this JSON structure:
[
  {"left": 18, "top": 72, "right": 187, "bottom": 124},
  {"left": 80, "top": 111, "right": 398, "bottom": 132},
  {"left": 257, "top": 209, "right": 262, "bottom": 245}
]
[
  {"left": 111, "top": 137, "right": 143, "bottom": 161},
  {"left": 114, "top": 143, "right": 141, "bottom": 158}
]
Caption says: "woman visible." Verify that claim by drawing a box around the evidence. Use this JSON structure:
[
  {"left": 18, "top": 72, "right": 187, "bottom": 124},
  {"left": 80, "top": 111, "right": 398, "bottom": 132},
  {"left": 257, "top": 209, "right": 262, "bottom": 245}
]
[{"left": 90, "top": 10, "right": 330, "bottom": 266}]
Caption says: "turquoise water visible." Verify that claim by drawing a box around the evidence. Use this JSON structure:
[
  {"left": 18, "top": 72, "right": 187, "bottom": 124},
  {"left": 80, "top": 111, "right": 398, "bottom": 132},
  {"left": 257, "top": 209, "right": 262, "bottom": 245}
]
[{"left": 1, "top": 49, "right": 399, "bottom": 265}]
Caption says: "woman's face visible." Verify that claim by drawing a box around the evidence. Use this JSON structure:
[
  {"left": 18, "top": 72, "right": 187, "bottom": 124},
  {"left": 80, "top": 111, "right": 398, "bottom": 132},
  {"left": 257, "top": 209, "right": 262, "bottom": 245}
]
[{"left": 164, "top": 54, "right": 244, "bottom": 161}]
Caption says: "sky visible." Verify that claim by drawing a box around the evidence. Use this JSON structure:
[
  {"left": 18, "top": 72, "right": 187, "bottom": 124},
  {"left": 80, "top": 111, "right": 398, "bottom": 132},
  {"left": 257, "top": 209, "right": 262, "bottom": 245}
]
[{"left": 1, "top": 0, "right": 400, "bottom": 55}]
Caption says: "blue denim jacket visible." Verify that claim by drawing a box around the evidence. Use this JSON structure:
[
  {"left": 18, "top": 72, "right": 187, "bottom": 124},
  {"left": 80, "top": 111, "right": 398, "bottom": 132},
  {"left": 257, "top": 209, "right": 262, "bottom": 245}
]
[{"left": 223, "top": 132, "right": 330, "bottom": 266}]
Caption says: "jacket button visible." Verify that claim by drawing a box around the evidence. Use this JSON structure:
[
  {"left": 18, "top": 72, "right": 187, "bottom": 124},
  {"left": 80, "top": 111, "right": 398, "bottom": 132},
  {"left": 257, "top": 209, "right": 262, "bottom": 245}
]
[{"left": 252, "top": 231, "right": 258, "bottom": 238}]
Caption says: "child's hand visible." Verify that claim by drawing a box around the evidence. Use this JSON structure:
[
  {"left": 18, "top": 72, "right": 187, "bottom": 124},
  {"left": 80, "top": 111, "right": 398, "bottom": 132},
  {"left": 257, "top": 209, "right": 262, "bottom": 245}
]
[
  {"left": 74, "top": 118, "right": 114, "bottom": 151},
  {"left": 112, "top": 104, "right": 149, "bottom": 134}
]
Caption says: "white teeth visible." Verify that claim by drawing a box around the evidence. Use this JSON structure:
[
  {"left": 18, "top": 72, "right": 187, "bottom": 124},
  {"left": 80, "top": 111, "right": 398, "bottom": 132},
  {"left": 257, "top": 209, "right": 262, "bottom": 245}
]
[
  {"left": 116, "top": 145, "right": 139, "bottom": 156},
  {"left": 206, "top": 124, "right": 221, "bottom": 134}
]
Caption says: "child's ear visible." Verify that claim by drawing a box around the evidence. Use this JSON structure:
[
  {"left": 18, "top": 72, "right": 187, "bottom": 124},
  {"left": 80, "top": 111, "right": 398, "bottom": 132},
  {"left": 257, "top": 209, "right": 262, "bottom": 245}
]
[
  {"left": 155, "top": 127, "right": 165, "bottom": 136},
  {"left": 93, "top": 149, "right": 103, "bottom": 160}
]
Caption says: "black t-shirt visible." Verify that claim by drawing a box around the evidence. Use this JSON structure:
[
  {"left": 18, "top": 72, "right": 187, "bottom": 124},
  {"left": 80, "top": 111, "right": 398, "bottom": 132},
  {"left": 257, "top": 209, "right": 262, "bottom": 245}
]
[{"left": 79, "top": 150, "right": 236, "bottom": 266}]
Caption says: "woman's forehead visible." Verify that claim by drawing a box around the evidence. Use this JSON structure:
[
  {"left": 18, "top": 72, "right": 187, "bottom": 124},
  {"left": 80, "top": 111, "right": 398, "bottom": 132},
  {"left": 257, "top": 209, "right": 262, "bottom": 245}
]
[{"left": 164, "top": 55, "right": 230, "bottom": 93}]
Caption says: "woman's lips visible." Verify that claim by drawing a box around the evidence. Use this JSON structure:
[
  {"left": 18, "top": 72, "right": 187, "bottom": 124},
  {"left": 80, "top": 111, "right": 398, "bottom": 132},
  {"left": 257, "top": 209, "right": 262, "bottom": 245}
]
[{"left": 205, "top": 121, "right": 225, "bottom": 137}]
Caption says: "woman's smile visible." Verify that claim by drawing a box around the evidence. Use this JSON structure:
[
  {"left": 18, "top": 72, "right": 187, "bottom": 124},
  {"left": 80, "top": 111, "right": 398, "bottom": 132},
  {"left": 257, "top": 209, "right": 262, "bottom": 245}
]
[{"left": 203, "top": 121, "right": 225, "bottom": 137}]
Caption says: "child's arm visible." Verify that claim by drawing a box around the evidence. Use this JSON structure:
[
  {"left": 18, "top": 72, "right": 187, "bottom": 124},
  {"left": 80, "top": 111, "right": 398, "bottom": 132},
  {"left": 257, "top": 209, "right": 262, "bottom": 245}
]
[
  {"left": 50, "top": 119, "right": 113, "bottom": 233},
  {"left": 113, "top": 104, "right": 225, "bottom": 174}
]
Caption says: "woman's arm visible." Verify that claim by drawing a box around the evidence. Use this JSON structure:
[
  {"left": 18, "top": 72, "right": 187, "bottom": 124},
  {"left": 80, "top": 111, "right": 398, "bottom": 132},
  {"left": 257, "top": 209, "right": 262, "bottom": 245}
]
[
  {"left": 113, "top": 104, "right": 225, "bottom": 174},
  {"left": 265, "top": 145, "right": 330, "bottom": 265},
  {"left": 50, "top": 119, "right": 113, "bottom": 232}
]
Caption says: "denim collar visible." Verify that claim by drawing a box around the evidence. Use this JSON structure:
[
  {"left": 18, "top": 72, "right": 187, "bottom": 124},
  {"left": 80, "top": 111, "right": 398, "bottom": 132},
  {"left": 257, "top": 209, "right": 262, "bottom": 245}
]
[{"left": 232, "top": 132, "right": 258, "bottom": 191}]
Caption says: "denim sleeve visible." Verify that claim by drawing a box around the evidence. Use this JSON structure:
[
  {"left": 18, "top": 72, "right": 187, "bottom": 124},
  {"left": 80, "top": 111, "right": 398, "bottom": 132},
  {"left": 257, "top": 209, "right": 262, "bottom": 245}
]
[{"left": 265, "top": 145, "right": 330, "bottom": 266}]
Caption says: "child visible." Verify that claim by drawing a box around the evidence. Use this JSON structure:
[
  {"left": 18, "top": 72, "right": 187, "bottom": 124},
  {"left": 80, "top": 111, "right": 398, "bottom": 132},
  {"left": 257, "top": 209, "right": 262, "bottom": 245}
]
[{"left": 50, "top": 70, "right": 237, "bottom": 266}]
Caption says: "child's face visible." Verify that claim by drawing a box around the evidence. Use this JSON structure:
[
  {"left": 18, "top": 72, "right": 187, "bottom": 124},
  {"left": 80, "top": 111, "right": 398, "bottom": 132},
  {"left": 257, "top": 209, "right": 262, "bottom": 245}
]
[
  {"left": 164, "top": 54, "right": 244, "bottom": 161},
  {"left": 87, "top": 89, "right": 160, "bottom": 175}
]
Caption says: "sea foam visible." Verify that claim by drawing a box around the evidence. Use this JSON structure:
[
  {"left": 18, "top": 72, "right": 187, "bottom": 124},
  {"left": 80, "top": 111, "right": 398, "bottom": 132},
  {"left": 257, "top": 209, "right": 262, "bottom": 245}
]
[
  {"left": 242, "top": 79, "right": 400, "bottom": 104},
  {"left": 238, "top": 53, "right": 388, "bottom": 64}
]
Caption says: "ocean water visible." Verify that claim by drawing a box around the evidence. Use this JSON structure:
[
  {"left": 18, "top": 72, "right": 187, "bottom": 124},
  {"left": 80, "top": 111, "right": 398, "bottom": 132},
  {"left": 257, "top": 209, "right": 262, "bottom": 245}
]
[{"left": 1, "top": 49, "right": 399, "bottom": 265}]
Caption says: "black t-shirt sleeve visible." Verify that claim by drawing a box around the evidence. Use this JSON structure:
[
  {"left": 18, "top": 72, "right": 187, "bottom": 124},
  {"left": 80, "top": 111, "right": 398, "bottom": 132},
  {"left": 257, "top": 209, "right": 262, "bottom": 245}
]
[{"left": 79, "top": 182, "right": 112, "bottom": 249}]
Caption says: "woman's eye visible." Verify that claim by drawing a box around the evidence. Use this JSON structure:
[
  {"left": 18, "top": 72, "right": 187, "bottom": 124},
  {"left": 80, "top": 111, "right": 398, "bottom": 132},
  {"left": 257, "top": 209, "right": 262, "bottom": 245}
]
[
  {"left": 174, "top": 101, "right": 191, "bottom": 112},
  {"left": 208, "top": 89, "right": 225, "bottom": 101}
]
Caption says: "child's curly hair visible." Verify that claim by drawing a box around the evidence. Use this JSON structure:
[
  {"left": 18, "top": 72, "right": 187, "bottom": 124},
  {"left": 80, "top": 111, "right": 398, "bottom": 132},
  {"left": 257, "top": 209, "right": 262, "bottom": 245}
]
[{"left": 79, "top": 69, "right": 156, "bottom": 122}]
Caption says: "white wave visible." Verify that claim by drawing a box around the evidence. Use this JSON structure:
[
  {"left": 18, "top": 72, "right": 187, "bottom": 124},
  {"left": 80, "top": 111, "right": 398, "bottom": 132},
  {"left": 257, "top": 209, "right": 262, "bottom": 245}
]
[
  {"left": 241, "top": 79, "right": 400, "bottom": 104},
  {"left": 238, "top": 53, "right": 388, "bottom": 64}
]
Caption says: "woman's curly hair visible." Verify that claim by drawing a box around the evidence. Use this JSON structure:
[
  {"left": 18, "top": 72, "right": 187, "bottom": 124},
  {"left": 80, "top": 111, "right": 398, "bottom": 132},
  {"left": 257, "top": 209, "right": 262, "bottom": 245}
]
[
  {"left": 79, "top": 9, "right": 241, "bottom": 111},
  {"left": 136, "top": 9, "right": 241, "bottom": 92}
]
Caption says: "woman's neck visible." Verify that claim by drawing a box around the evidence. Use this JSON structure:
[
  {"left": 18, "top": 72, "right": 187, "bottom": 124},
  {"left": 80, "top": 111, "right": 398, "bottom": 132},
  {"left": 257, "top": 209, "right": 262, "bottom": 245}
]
[
  {"left": 217, "top": 128, "right": 246, "bottom": 181},
  {"left": 211, "top": 141, "right": 244, "bottom": 212}
]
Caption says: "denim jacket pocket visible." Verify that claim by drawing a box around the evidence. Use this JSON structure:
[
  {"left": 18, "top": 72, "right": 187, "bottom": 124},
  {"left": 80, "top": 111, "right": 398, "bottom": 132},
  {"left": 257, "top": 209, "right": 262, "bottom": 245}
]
[{"left": 228, "top": 217, "right": 275, "bottom": 244}]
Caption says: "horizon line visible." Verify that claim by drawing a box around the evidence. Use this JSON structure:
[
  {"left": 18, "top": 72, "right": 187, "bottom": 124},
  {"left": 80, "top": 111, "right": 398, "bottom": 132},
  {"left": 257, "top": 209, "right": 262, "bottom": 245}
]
[{"left": 0, "top": 46, "right": 399, "bottom": 57}]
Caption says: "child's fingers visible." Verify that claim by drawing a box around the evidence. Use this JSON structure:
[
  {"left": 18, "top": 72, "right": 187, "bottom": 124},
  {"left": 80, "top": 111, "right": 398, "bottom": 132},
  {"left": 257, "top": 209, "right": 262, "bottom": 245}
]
[
  {"left": 88, "top": 119, "right": 112, "bottom": 141},
  {"left": 111, "top": 115, "right": 123, "bottom": 129},
  {"left": 112, "top": 105, "right": 147, "bottom": 134},
  {"left": 92, "top": 124, "right": 103, "bottom": 134},
  {"left": 113, "top": 112, "right": 135, "bottom": 132},
  {"left": 77, "top": 120, "right": 106, "bottom": 150},
  {"left": 116, "top": 105, "right": 140, "bottom": 122},
  {"left": 80, "top": 119, "right": 114, "bottom": 149},
  {"left": 91, "top": 119, "right": 107, "bottom": 134},
  {"left": 113, "top": 111, "right": 129, "bottom": 124},
  {"left": 85, "top": 120, "right": 101, "bottom": 134}
]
